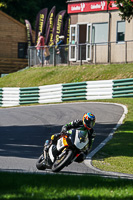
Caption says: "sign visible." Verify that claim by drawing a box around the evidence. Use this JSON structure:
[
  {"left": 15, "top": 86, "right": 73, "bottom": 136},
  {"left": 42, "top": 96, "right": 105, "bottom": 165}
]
[
  {"left": 53, "top": 10, "right": 66, "bottom": 45},
  {"left": 68, "top": 1, "right": 118, "bottom": 14},
  {"left": 25, "top": 20, "right": 33, "bottom": 47},
  {"left": 35, "top": 8, "right": 48, "bottom": 44},
  {"left": 45, "top": 6, "right": 56, "bottom": 45}
]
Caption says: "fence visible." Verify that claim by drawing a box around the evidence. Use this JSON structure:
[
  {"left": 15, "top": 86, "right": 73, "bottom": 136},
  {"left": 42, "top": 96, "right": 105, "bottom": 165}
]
[
  {"left": 29, "top": 45, "right": 69, "bottom": 67},
  {"left": 28, "top": 40, "right": 133, "bottom": 66},
  {"left": 0, "top": 78, "right": 132, "bottom": 107}
]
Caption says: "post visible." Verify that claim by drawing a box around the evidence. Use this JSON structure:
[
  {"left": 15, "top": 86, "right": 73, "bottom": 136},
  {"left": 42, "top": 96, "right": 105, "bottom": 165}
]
[
  {"left": 67, "top": 45, "right": 70, "bottom": 65},
  {"left": 53, "top": 46, "right": 56, "bottom": 66},
  {"left": 94, "top": 43, "right": 96, "bottom": 64},
  {"left": 41, "top": 48, "right": 43, "bottom": 67},
  {"left": 28, "top": 47, "right": 30, "bottom": 67},
  {"left": 80, "top": 44, "right": 82, "bottom": 66},
  {"left": 125, "top": 41, "right": 127, "bottom": 64}
]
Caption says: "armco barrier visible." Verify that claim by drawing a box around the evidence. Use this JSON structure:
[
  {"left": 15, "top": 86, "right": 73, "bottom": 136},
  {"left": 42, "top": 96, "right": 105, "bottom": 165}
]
[
  {"left": 39, "top": 84, "right": 62, "bottom": 104},
  {"left": 113, "top": 78, "right": 133, "bottom": 98},
  {"left": 62, "top": 82, "right": 87, "bottom": 101},
  {"left": 20, "top": 87, "right": 39, "bottom": 105},
  {"left": 0, "top": 78, "right": 132, "bottom": 107},
  {"left": 1, "top": 87, "right": 20, "bottom": 107},
  {"left": 86, "top": 80, "right": 113, "bottom": 100}
]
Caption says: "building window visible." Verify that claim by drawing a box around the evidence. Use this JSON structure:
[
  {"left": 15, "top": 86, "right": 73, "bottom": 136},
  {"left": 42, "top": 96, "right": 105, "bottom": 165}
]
[
  {"left": 92, "top": 22, "right": 108, "bottom": 44},
  {"left": 117, "top": 21, "right": 125, "bottom": 42},
  {"left": 18, "top": 42, "right": 28, "bottom": 58}
]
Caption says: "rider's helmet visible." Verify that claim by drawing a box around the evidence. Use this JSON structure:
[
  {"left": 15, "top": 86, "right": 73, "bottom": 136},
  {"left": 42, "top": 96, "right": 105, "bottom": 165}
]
[{"left": 82, "top": 113, "right": 95, "bottom": 130}]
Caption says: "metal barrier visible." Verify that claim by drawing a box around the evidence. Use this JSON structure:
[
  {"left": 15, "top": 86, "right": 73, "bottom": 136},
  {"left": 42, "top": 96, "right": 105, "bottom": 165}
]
[
  {"left": 28, "top": 40, "right": 133, "bottom": 66},
  {"left": 62, "top": 82, "right": 87, "bottom": 101},
  {"left": 29, "top": 45, "right": 69, "bottom": 67},
  {"left": 113, "top": 78, "right": 133, "bottom": 98},
  {"left": 0, "top": 78, "right": 132, "bottom": 107},
  {"left": 20, "top": 87, "right": 39, "bottom": 105}
]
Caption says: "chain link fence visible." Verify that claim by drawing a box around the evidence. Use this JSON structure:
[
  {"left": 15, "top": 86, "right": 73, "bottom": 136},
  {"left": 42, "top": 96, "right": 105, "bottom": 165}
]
[
  {"left": 28, "top": 40, "right": 133, "bottom": 66},
  {"left": 28, "top": 45, "right": 69, "bottom": 67}
]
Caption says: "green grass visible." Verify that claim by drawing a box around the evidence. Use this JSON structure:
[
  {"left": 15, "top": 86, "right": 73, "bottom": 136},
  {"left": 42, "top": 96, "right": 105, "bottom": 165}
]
[
  {"left": 92, "top": 98, "right": 133, "bottom": 175},
  {"left": 0, "top": 63, "right": 133, "bottom": 87},
  {"left": 0, "top": 172, "right": 133, "bottom": 200}
]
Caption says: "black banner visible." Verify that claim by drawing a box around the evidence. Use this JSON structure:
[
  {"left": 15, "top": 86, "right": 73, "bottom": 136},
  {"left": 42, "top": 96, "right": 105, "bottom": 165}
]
[
  {"left": 25, "top": 20, "right": 33, "bottom": 47},
  {"left": 35, "top": 8, "right": 48, "bottom": 44},
  {"left": 64, "top": 16, "right": 70, "bottom": 45},
  {"left": 53, "top": 10, "right": 66, "bottom": 45},
  {"left": 45, "top": 6, "right": 56, "bottom": 46}
]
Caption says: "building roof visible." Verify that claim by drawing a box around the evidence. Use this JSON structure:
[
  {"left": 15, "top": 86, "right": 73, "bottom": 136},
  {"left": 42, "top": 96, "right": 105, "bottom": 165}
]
[{"left": 0, "top": 10, "right": 28, "bottom": 29}]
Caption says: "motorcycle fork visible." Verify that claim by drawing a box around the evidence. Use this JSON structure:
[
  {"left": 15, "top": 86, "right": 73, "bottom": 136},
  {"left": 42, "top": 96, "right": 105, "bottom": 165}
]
[{"left": 70, "top": 153, "right": 80, "bottom": 163}]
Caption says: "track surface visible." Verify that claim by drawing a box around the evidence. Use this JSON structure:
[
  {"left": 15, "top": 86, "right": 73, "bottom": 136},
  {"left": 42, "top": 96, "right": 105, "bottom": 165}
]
[{"left": 0, "top": 102, "right": 124, "bottom": 174}]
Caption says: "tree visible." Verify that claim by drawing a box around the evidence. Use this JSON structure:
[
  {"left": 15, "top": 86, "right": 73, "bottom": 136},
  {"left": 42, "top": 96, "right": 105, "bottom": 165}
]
[
  {"left": 108, "top": 0, "right": 133, "bottom": 22},
  {"left": 0, "top": 0, "right": 67, "bottom": 28}
]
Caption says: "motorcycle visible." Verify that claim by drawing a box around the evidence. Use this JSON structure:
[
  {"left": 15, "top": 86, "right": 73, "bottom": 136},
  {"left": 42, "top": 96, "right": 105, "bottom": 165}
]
[{"left": 36, "top": 128, "right": 90, "bottom": 172}]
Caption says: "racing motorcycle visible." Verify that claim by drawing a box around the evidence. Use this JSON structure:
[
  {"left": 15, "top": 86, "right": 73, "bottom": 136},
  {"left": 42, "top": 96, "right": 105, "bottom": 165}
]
[{"left": 36, "top": 128, "right": 90, "bottom": 172}]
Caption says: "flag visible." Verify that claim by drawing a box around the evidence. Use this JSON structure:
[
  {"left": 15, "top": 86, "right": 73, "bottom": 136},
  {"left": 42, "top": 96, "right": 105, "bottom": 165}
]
[
  {"left": 45, "top": 6, "right": 56, "bottom": 46},
  {"left": 64, "top": 16, "right": 70, "bottom": 45},
  {"left": 53, "top": 10, "right": 66, "bottom": 45},
  {"left": 25, "top": 20, "right": 33, "bottom": 47},
  {"left": 35, "top": 8, "right": 48, "bottom": 44}
]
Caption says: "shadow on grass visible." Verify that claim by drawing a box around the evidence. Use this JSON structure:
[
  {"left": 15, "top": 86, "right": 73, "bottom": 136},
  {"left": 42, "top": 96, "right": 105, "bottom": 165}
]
[{"left": 0, "top": 172, "right": 133, "bottom": 200}]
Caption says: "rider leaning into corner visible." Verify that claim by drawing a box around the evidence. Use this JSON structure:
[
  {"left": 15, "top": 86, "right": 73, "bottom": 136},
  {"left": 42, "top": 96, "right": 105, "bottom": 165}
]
[{"left": 45, "top": 112, "right": 96, "bottom": 163}]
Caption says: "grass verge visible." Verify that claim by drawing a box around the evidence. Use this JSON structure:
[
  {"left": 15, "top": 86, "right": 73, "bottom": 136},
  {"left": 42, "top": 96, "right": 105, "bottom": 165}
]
[
  {"left": 0, "top": 172, "right": 133, "bottom": 200},
  {"left": 0, "top": 63, "right": 133, "bottom": 87},
  {"left": 91, "top": 98, "right": 133, "bottom": 175}
]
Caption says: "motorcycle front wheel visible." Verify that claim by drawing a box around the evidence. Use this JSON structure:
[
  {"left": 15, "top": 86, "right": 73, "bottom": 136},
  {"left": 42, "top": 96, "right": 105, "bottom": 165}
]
[
  {"left": 52, "top": 149, "right": 73, "bottom": 172},
  {"left": 36, "top": 154, "right": 46, "bottom": 170}
]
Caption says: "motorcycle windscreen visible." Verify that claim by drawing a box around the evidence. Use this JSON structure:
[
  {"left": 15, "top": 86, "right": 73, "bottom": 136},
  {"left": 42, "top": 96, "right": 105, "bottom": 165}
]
[{"left": 74, "top": 130, "right": 89, "bottom": 150}]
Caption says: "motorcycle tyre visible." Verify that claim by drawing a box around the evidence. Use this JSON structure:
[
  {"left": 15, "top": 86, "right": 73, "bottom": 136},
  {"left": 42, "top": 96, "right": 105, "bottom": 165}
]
[
  {"left": 36, "top": 154, "right": 46, "bottom": 170},
  {"left": 52, "top": 149, "right": 73, "bottom": 172}
]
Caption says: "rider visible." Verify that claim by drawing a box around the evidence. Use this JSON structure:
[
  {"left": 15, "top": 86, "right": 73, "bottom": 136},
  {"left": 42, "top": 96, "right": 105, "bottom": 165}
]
[{"left": 46, "top": 113, "right": 96, "bottom": 163}]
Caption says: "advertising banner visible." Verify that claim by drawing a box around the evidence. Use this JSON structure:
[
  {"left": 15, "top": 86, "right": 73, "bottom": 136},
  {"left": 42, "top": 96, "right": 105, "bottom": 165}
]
[
  {"left": 108, "top": 1, "right": 119, "bottom": 10},
  {"left": 64, "top": 16, "right": 70, "bottom": 45},
  {"left": 45, "top": 6, "right": 56, "bottom": 46},
  {"left": 25, "top": 20, "right": 33, "bottom": 47},
  {"left": 53, "top": 10, "right": 66, "bottom": 45},
  {"left": 67, "top": 1, "right": 118, "bottom": 14},
  {"left": 35, "top": 8, "right": 48, "bottom": 44}
]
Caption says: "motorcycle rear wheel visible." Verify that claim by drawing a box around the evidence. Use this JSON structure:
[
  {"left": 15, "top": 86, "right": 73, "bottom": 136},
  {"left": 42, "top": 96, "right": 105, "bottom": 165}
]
[
  {"left": 36, "top": 154, "right": 46, "bottom": 170},
  {"left": 52, "top": 149, "right": 73, "bottom": 172}
]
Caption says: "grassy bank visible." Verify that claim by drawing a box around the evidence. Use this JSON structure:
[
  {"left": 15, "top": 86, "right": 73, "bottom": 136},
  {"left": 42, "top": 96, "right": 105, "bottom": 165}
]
[
  {"left": 0, "top": 172, "right": 133, "bottom": 200},
  {"left": 0, "top": 63, "right": 133, "bottom": 87}
]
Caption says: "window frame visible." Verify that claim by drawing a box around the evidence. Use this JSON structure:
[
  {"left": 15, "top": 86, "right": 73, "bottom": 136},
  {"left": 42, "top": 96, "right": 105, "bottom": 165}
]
[
  {"left": 116, "top": 21, "right": 125, "bottom": 43},
  {"left": 91, "top": 22, "right": 108, "bottom": 45}
]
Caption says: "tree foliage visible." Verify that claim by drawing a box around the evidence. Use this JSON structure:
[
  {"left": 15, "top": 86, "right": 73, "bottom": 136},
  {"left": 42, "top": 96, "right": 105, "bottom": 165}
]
[
  {"left": 108, "top": 0, "right": 133, "bottom": 22},
  {"left": 0, "top": 0, "right": 67, "bottom": 29}
]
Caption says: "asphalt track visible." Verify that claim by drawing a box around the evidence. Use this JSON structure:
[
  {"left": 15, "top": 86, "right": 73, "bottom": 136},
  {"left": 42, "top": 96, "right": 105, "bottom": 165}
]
[{"left": 0, "top": 102, "right": 132, "bottom": 178}]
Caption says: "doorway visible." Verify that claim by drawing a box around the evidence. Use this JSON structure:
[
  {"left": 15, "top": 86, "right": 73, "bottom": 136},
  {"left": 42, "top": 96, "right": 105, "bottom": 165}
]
[
  {"left": 69, "top": 23, "right": 92, "bottom": 62},
  {"left": 78, "top": 24, "right": 87, "bottom": 61}
]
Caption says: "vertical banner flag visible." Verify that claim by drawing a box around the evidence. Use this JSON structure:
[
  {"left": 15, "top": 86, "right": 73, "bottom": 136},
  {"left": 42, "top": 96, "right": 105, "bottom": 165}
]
[
  {"left": 25, "top": 20, "right": 33, "bottom": 47},
  {"left": 53, "top": 10, "right": 66, "bottom": 45},
  {"left": 45, "top": 6, "right": 56, "bottom": 46},
  {"left": 35, "top": 8, "right": 48, "bottom": 44},
  {"left": 64, "top": 16, "right": 70, "bottom": 45}
]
